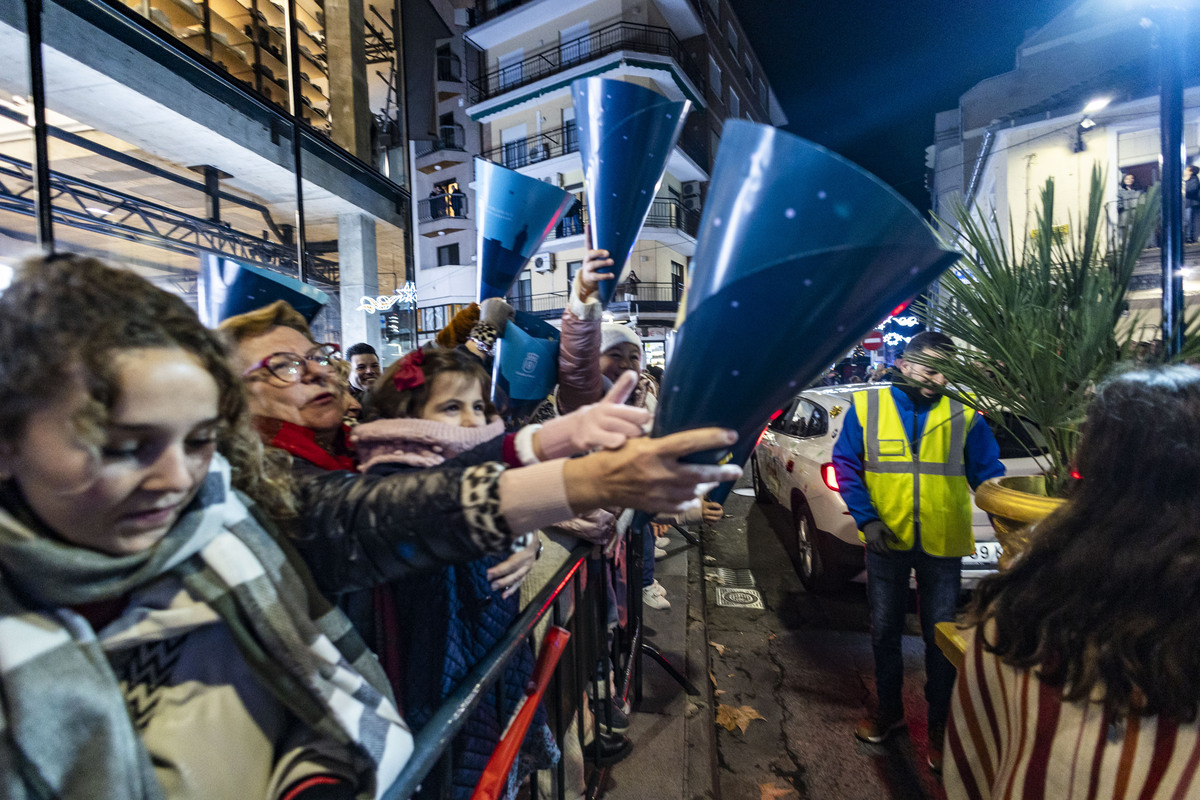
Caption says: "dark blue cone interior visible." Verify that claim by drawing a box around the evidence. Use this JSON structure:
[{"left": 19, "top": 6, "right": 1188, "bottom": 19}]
[
  {"left": 572, "top": 78, "right": 689, "bottom": 307},
  {"left": 199, "top": 256, "right": 329, "bottom": 325},
  {"left": 492, "top": 311, "right": 560, "bottom": 418},
  {"left": 654, "top": 121, "right": 960, "bottom": 465},
  {"left": 475, "top": 158, "right": 574, "bottom": 302}
]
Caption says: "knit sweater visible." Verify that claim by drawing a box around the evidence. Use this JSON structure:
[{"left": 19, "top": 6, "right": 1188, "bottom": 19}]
[{"left": 945, "top": 625, "right": 1200, "bottom": 800}]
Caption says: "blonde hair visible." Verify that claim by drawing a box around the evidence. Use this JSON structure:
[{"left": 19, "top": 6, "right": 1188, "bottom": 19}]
[{"left": 217, "top": 300, "right": 315, "bottom": 345}]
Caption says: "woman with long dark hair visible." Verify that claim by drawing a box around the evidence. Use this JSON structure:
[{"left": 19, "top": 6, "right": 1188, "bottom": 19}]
[{"left": 946, "top": 366, "right": 1200, "bottom": 799}]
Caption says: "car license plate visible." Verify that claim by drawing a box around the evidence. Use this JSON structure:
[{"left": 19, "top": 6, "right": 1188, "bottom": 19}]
[{"left": 965, "top": 543, "right": 1003, "bottom": 565}]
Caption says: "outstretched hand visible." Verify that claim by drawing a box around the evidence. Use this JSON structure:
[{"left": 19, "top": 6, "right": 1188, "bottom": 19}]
[
  {"left": 563, "top": 427, "right": 742, "bottom": 514},
  {"left": 533, "top": 370, "right": 649, "bottom": 459}
]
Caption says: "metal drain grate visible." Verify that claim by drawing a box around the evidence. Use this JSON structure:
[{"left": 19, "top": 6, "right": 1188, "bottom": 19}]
[
  {"left": 714, "top": 587, "right": 765, "bottom": 609},
  {"left": 705, "top": 567, "right": 757, "bottom": 587}
]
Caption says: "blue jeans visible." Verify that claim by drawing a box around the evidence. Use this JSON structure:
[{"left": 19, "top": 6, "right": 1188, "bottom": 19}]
[{"left": 865, "top": 547, "right": 961, "bottom": 729}]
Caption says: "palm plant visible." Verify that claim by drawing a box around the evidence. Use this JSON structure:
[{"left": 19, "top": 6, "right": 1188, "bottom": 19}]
[{"left": 909, "top": 166, "right": 1196, "bottom": 498}]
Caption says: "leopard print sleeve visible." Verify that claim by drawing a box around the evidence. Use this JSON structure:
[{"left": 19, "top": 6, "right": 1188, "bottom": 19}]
[{"left": 460, "top": 462, "right": 514, "bottom": 551}]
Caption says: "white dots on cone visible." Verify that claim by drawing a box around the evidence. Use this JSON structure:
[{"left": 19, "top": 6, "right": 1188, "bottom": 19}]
[
  {"left": 731, "top": 370, "right": 739, "bottom": 377},
  {"left": 713, "top": 218, "right": 723, "bottom": 227},
  {"left": 785, "top": 208, "right": 796, "bottom": 219},
  {"left": 803, "top": 279, "right": 812, "bottom": 286},
  {"left": 789, "top": 380, "right": 797, "bottom": 388},
  {"left": 672, "top": 385, "right": 680, "bottom": 392},
  {"left": 910, "top": 267, "right": 919, "bottom": 275},
  {"left": 818, "top": 191, "right": 827, "bottom": 200},
  {"left": 731, "top": 300, "right": 739, "bottom": 308}
]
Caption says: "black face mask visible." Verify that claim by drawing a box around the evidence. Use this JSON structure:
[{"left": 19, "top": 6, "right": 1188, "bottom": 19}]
[{"left": 895, "top": 372, "right": 939, "bottom": 408}]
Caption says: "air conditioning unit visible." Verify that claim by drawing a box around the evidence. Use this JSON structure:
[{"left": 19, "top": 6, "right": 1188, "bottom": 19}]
[
  {"left": 532, "top": 252, "right": 556, "bottom": 273},
  {"left": 682, "top": 194, "right": 702, "bottom": 212},
  {"left": 682, "top": 180, "right": 701, "bottom": 198},
  {"left": 452, "top": 7, "right": 473, "bottom": 27},
  {"left": 528, "top": 144, "right": 550, "bottom": 163}
]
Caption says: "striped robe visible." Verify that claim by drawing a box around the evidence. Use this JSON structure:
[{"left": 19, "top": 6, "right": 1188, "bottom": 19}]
[{"left": 945, "top": 626, "right": 1200, "bottom": 800}]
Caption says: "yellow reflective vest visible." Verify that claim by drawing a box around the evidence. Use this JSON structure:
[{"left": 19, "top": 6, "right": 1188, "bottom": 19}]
[{"left": 851, "top": 389, "right": 976, "bottom": 557}]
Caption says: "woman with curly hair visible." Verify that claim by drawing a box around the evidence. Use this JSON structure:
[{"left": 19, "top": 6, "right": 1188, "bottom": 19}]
[{"left": 945, "top": 366, "right": 1200, "bottom": 799}]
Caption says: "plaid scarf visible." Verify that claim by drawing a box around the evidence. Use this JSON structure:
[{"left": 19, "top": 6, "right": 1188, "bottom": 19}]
[{"left": 0, "top": 455, "right": 412, "bottom": 800}]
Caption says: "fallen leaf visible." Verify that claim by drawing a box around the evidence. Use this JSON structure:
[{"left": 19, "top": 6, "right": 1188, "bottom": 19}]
[
  {"left": 715, "top": 688, "right": 726, "bottom": 696},
  {"left": 767, "top": 633, "right": 777, "bottom": 641},
  {"left": 728, "top": 673, "right": 735, "bottom": 678},
  {"left": 709, "top": 641, "right": 726, "bottom": 655},
  {"left": 715, "top": 703, "right": 767, "bottom": 734},
  {"left": 709, "top": 670, "right": 717, "bottom": 687},
  {"left": 759, "top": 781, "right": 796, "bottom": 799}
]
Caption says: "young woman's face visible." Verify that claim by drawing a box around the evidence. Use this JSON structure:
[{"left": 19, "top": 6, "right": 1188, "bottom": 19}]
[
  {"left": 235, "top": 325, "right": 343, "bottom": 433},
  {"left": 0, "top": 347, "right": 221, "bottom": 555},
  {"left": 600, "top": 342, "right": 641, "bottom": 384},
  {"left": 419, "top": 372, "right": 487, "bottom": 428}
]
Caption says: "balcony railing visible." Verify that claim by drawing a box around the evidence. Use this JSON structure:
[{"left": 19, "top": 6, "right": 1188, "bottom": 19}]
[
  {"left": 511, "top": 281, "right": 685, "bottom": 319},
  {"left": 480, "top": 124, "right": 580, "bottom": 167},
  {"left": 469, "top": 21, "right": 704, "bottom": 104},
  {"left": 540, "top": 198, "right": 699, "bottom": 243},
  {"left": 418, "top": 192, "right": 469, "bottom": 222},
  {"left": 414, "top": 124, "right": 467, "bottom": 157},
  {"left": 437, "top": 52, "right": 463, "bottom": 82}
]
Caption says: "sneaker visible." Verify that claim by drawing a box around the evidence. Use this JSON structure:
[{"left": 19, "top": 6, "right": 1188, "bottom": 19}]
[
  {"left": 647, "top": 579, "right": 667, "bottom": 597},
  {"left": 928, "top": 723, "right": 945, "bottom": 773},
  {"left": 642, "top": 586, "right": 671, "bottom": 609},
  {"left": 590, "top": 698, "right": 631, "bottom": 734},
  {"left": 654, "top": 545, "right": 668, "bottom": 560},
  {"left": 583, "top": 730, "right": 632, "bottom": 766},
  {"left": 853, "top": 711, "right": 907, "bottom": 744}
]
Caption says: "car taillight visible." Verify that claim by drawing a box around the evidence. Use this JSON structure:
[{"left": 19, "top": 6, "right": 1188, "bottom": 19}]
[
  {"left": 821, "top": 462, "right": 839, "bottom": 491},
  {"left": 755, "top": 424, "right": 769, "bottom": 447}
]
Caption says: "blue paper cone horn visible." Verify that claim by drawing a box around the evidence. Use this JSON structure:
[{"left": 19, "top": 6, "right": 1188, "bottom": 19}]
[
  {"left": 654, "top": 121, "right": 961, "bottom": 465},
  {"left": 572, "top": 78, "right": 690, "bottom": 307},
  {"left": 476, "top": 158, "right": 574, "bottom": 302},
  {"left": 491, "top": 311, "right": 560, "bottom": 419}
]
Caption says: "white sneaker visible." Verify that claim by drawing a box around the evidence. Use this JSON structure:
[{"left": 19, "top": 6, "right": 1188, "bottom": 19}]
[
  {"left": 643, "top": 586, "right": 671, "bottom": 610},
  {"left": 648, "top": 579, "right": 667, "bottom": 597},
  {"left": 654, "top": 546, "right": 668, "bottom": 560}
]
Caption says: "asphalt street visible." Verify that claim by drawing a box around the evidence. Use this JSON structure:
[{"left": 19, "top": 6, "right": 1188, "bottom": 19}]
[{"left": 701, "top": 476, "right": 948, "bottom": 800}]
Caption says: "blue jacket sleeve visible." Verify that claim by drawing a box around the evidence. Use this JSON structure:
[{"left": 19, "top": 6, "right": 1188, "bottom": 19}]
[
  {"left": 965, "top": 414, "right": 1006, "bottom": 490},
  {"left": 831, "top": 409, "right": 879, "bottom": 530}
]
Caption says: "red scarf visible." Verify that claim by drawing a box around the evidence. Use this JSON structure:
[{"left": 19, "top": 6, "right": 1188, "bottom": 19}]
[{"left": 255, "top": 418, "right": 357, "bottom": 472}]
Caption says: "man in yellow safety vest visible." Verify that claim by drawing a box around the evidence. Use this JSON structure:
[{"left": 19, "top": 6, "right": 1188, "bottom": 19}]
[{"left": 832, "top": 331, "right": 1004, "bottom": 773}]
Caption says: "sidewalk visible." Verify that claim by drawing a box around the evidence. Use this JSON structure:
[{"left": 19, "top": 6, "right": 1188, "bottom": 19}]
[{"left": 602, "top": 528, "right": 718, "bottom": 799}]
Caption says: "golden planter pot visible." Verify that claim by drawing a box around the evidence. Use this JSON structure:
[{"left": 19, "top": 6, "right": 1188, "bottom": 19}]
[{"left": 975, "top": 475, "right": 1067, "bottom": 570}]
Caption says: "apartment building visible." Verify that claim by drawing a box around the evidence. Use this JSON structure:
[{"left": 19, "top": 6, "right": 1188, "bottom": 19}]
[
  {"left": 928, "top": 0, "right": 1200, "bottom": 330},
  {"left": 409, "top": 0, "right": 786, "bottom": 362}
]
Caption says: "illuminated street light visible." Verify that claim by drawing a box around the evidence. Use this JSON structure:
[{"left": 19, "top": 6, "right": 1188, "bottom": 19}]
[{"left": 1081, "top": 97, "right": 1112, "bottom": 114}]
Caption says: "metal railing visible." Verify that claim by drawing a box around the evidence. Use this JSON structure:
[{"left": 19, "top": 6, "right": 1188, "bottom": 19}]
[
  {"left": 468, "top": 21, "right": 704, "bottom": 103},
  {"left": 537, "top": 198, "right": 697, "bottom": 245},
  {"left": 383, "top": 544, "right": 617, "bottom": 799},
  {"left": 418, "top": 192, "right": 470, "bottom": 222},
  {"left": 481, "top": 124, "right": 580, "bottom": 167},
  {"left": 414, "top": 124, "right": 467, "bottom": 157},
  {"left": 511, "top": 281, "right": 684, "bottom": 319}
]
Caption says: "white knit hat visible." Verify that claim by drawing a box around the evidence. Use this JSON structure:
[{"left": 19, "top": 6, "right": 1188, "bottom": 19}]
[{"left": 600, "top": 323, "right": 642, "bottom": 355}]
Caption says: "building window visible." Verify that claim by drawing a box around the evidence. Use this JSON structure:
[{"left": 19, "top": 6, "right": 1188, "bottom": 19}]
[
  {"left": 510, "top": 268, "right": 532, "bottom": 311},
  {"left": 728, "top": 89, "right": 740, "bottom": 119},
  {"left": 671, "top": 260, "right": 685, "bottom": 301},
  {"left": 704, "top": 0, "right": 719, "bottom": 16},
  {"left": 743, "top": 54, "right": 754, "bottom": 83},
  {"left": 708, "top": 57, "right": 722, "bottom": 100},
  {"left": 436, "top": 243, "right": 459, "bottom": 266},
  {"left": 567, "top": 259, "right": 583, "bottom": 285},
  {"left": 726, "top": 22, "right": 738, "bottom": 56},
  {"left": 501, "top": 124, "right": 528, "bottom": 168}
]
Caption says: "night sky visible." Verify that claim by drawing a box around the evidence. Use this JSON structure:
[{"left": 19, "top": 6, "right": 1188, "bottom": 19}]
[{"left": 729, "top": 0, "right": 1078, "bottom": 213}]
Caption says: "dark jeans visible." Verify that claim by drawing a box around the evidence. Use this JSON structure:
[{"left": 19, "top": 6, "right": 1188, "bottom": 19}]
[
  {"left": 640, "top": 520, "right": 656, "bottom": 588},
  {"left": 865, "top": 546, "right": 961, "bottom": 730}
]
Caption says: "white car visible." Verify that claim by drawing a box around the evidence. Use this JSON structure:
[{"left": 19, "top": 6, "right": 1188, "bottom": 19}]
[{"left": 749, "top": 383, "right": 1037, "bottom": 593}]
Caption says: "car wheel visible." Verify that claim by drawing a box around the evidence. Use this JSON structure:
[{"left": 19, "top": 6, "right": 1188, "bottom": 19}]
[
  {"left": 794, "top": 501, "right": 845, "bottom": 593},
  {"left": 751, "top": 452, "right": 772, "bottom": 504}
]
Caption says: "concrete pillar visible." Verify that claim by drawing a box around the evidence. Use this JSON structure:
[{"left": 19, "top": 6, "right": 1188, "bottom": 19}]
[
  {"left": 338, "top": 213, "right": 381, "bottom": 351},
  {"left": 325, "top": 0, "right": 371, "bottom": 160}
]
